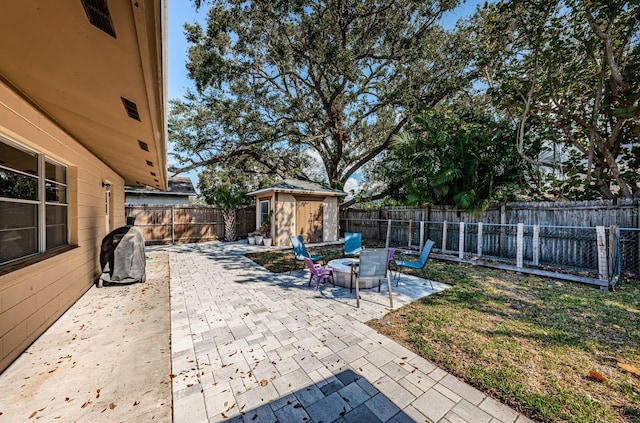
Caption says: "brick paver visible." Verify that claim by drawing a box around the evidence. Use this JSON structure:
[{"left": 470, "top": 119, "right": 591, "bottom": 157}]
[{"left": 163, "top": 242, "right": 529, "bottom": 423}]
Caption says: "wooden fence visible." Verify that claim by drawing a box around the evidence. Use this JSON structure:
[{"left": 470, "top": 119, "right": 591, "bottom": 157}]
[
  {"left": 125, "top": 205, "right": 256, "bottom": 245},
  {"left": 340, "top": 199, "right": 640, "bottom": 286}
]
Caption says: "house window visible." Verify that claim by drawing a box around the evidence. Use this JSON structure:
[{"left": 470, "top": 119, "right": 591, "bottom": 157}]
[
  {"left": 0, "top": 138, "right": 69, "bottom": 266},
  {"left": 259, "top": 200, "right": 270, "bottom": 226}
]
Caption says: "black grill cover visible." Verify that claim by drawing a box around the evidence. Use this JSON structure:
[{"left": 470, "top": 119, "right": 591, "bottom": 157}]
[{"left": 99, "top": 226, "right": 146, "bottom": 286}]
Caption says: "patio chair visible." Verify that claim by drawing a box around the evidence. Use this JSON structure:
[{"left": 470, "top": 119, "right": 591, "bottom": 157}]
[
  {"left": 395, "top": 239, "right": 434, "bottom": 289},
  {"left": 303, "top": 257, "right": 335, "bottom": 290},
  {"left": 290, "top": 235, "right": 323, "bottom": 281},
  {"left": 343, "top": 232, "right": 362, "bottom": 256},
  {"left": 352, "top": 249, "right": 393, "bottom": 309}
]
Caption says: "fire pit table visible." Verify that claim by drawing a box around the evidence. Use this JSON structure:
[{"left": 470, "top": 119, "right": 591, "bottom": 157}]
[{"left": 327, "top": 258, "right": 378, "bottom": 290}]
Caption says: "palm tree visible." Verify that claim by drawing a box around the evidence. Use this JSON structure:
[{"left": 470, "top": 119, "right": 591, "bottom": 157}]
[{"left": 201, "top": 185, "right": 247, "bottom": 242}]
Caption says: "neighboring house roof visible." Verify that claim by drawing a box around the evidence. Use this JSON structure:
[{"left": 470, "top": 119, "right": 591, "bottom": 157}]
[
  {"left": 0, "top": 1, "right": 167, "bottom": 189},
  {"left": 125, "top": 177, "right": 197, "bottom": 197},
  {"left": 249, "top": 179, "right": 347, "bottom": 197}
]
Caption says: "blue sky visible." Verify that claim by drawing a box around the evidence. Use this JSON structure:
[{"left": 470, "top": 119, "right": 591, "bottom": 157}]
[{"left": 167, "top": 0, "right": 488, "bottom": 185}]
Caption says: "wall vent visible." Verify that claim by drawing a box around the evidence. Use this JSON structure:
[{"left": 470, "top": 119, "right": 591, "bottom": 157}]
[
  {"left": 138, "top": 140, "right": 149, "bottom": 151},
  {"left": 146, "top": 160, "right": 153, "bottom": 167},
  {"left": 121, "top": 97, "right": 141, "bottom": 121},
  {"left": 81, "top": 0, "right": 117, "bottom": 38}
]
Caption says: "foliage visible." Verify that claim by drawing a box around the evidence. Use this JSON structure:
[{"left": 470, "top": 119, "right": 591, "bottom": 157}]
[
  {"left": 171, "top": 0, "right": 473, "bottom": 190},
  {"left": 198, "top": 168, "right": 253, "bottom": 241},
  {"left": 257, "top": 210, "right": 273, "bottom": 238},
  {"left": 371, "top": 104, "right": 532, "bottom": 210},
  {"left": 470, "top": 0, "right": 640, "bottom": 200}
]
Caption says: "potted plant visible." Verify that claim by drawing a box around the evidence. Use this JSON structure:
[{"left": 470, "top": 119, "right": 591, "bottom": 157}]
[
  {"left": 247, "top": 232, "right": 256, "bottom": 245},
  {"left": 258, "top": 211, "right": 273, "bottom": 247}
]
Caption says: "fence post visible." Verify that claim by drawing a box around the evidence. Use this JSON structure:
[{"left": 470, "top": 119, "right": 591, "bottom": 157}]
[
  {"left": 596, "top": 226, "right": 608, "bottom": 281},
  {"left": 500, "top": 204, "right": 506, "bottom": 256},
  {"left": 516, "top": 223, "right": 524, "bottom": 269},
  {"left": 477, "top": 222, "right": 483, "bottom": 258},
  {"left": 608, "top": 225, "right": 617, "bottom": 278},
  {"left": 408, "top": 219, "right": 413, "bottom": 248},
  {"left": 171, "top": 205, "right": 175, "bottom": 245},
  {"left": 442, "top": 220, "right": 448, "bottom": 251},
  {"left": 386, "top": 219, "right": 391, "bottom": 247},
  {"left": 459, "top": 222, "right": 465, "bottom": 259},
  {"left": 532, "top": 224, "right": 540, "bottom": 266},
  {"left": 419, "top": 221, "right": 425, "bottom": 252},
  {"left": 425, "top": 206, "right": 430, "bottom": 241}
]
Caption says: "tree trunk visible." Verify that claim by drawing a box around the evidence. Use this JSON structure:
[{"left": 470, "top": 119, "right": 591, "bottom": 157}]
[{"left": 223, "top": 209, "right": 236, "bottom": 242}]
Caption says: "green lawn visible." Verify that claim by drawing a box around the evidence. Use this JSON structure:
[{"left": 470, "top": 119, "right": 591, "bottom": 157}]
[{"left": 246, "top": 247, "right": 640, "bottom": 422}]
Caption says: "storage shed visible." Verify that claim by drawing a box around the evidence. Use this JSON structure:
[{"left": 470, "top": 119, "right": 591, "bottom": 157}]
[{"left": 249, "top": 179, "right": 346, "bottom": 246}]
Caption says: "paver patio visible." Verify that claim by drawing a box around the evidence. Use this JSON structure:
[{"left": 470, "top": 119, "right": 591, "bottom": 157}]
[
  {"left": 165, "top": 242, "right": 533, "bottom": 423},
  {"left": 0, "top": 241, "right": 534, "bottom": 422}
]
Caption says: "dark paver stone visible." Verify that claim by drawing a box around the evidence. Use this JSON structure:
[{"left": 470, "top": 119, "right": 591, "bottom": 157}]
[
  {"left": 343, "top": 403, "right": 383, "bottom": 423},
  {"left": 306, "top": 392, "right": 351, "bottom": 423},
  {"left": 365, "top": 393, "right": 401, "bottom": 422}
]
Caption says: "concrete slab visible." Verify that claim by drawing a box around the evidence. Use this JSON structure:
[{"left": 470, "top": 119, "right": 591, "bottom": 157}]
[{"left": 0, "top": 252, "right": 171, "bottom": 422}]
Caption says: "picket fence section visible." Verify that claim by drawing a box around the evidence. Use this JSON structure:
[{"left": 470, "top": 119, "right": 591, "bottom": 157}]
[{"left": 341, "top": 199, "right": 640, "bottom": 287}]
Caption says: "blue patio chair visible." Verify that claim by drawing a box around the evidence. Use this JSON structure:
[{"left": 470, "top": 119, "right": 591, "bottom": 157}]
[
  {"left": 290, "top": 235, "right": 323, "bottom": 281},
  {"left": 343, "top": 232, "right": 362, "bottom": 256},
  {"left": 394, "top": 239, "right": 434, "bottom": 289}
]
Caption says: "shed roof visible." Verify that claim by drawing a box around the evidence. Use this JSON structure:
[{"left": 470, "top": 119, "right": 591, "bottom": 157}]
[{"left": 249, "top": 179, "right": 346, "bottom": 197}]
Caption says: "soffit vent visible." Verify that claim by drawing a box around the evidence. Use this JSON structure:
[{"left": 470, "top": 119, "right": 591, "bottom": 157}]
[
  {"left": 146, "top": 160, "right": 153, "bottom": 167},
  {"left": 150, "top": 171, "right": 156, "bottom": 177},
  {"left": 121, "top": 97, "right": 141, "bottom": 121},
  {"left": 81, "top": 0, "right": 117, "bottom": 38},
  {"left": 138, "top": 140, "right": 149, "bottom": 151}
]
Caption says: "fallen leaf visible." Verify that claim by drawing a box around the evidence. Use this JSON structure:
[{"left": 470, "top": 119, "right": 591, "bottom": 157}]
[
  {"left": 96, "top": 389, "right": 101, "bottom": 399},
  {"left": 244, "top": 312, "right": 250, "bottom": 316},
  {"left": 109, "top": 403, "right": 116, "bottom": 410},
  {"left": 589, "top": 371, "right": 607, "bottom": 381},
  {"left": 29, "top": 411, "right": 37, "bottom": 419},
  {"left": 612, "top": 324, "right": 621, "bottom": 329},
  {"left": 617, "top": 362, "right": 640, "bottom": 376},
  {"left": 260, "top": 380, "right": 268, "bottom": 387},
  {"left": 611, "top": 400, "right": 624, "bottom": 407},
  {"left": 293, "top": 403, "right": 302, "bottom": 409},
  {"left": 133, "top": 401, "right": 140, "bottom": 406}
]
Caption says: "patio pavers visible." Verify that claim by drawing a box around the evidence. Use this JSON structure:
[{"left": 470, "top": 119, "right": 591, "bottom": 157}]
[
  {"left": 0, "top": 241, "right": 535, "bottom": 423},
  {"left": 166, "top": 242, "right": 533, "bottom": 423}
]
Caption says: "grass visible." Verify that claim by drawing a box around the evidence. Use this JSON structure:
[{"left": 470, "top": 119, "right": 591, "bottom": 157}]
[{"left": 246, "top": 247, "right": 640, "bottom": 423}]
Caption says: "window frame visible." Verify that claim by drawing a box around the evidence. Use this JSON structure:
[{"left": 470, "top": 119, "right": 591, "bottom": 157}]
[
  {"left": 0, "top": 135, "right": 70, "bottom": 267},
  {"left": 259, "top": 199, "right": 270, "bottom": 226}
]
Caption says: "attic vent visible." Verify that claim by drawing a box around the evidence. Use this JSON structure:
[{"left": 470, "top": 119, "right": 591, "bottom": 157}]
[
  {"left": 138, "top": 140, "right": 149, "bottom": 151},
  {"left": 121, "top": 97, "right": 141, "bottom": 121},
  {"left": 81, "top": 0, "right": 117, "bottom": 38},
  {"left": 146, "top": 160, "right": 153, "bottom": 167}
]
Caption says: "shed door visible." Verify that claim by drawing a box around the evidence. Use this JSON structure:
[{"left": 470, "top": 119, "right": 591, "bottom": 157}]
[{"left": 296, "top": 200, "right": 323, "bottom": 243}]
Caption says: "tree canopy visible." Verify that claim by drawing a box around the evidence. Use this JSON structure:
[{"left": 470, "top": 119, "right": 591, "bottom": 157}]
[
  {"left": 369, "top": 101, "right": 533, "bottom": 210},
  {"left": 170, "top": 0, "right": 473, "bottom": 190},
  {"left": 471, "top": 0, "right": 640, "bottom": 200}
]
